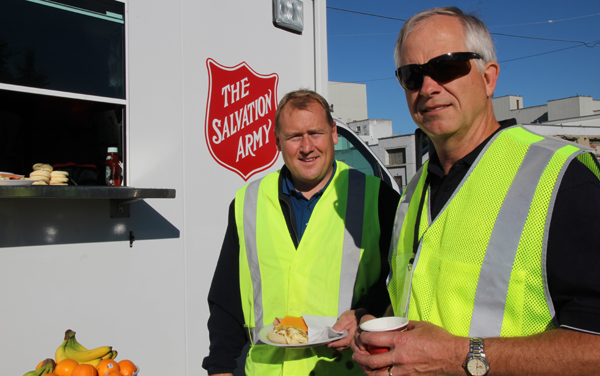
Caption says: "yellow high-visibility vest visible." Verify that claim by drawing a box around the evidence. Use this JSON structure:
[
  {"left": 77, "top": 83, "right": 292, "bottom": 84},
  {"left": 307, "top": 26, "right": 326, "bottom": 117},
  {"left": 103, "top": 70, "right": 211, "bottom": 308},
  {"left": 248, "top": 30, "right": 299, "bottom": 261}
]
[
  {"left": 389, "top": 126, "right": 600, "bottom": 338},
  {"left": 236, "top": 161, "right": 382, "bottom": 375}
]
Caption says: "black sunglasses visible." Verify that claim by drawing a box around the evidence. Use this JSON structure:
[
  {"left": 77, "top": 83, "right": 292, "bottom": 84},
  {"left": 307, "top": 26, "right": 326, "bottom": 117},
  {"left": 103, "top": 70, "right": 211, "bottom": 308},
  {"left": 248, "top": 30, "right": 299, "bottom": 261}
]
[{"left": 395, "top": 52, "right": 482, "bottom": 91}]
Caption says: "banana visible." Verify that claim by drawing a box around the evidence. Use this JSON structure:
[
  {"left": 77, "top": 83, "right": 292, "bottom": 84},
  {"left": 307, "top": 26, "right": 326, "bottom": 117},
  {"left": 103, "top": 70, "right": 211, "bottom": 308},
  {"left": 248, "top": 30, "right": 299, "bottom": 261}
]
[
  {"left": 63, "top": 331, "right": 112, "bottom": 362},
  {"left": 56, "top": 329, "right": 80, "bottom": 363},
  {"left": 65, "top": 329, "right": 88, "bottom": 352},
  {"left": 55, "top": 337, "right": 69, "bottom": 363},
  {"left": 64, "top": 342, "right": 112, "bottom": 363},
  {"left": 77, "top": 358, "right": 103, "bottom": 367},
  {"left": 24, "top": 358, "right": 54, "bottom": 376},
  {"left": 57, "top": 329, "right": 114, "bottom": 365},
  {"left": 100, "top": 350, "right": 118, "bottom": 360}
]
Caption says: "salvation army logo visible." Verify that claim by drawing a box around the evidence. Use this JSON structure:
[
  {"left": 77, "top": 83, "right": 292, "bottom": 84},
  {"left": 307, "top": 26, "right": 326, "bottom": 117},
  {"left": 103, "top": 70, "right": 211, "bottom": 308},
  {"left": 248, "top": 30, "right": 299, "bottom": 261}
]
[{"left": 205, "top": 59, "right": 279, "bottom": 181}]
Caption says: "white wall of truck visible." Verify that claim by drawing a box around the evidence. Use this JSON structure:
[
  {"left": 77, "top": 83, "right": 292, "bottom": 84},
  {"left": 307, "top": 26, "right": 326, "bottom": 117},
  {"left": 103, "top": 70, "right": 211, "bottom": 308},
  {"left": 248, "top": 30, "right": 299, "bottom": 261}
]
[{"left": 0, "top": 0, "right": 329, "bottom": 374}]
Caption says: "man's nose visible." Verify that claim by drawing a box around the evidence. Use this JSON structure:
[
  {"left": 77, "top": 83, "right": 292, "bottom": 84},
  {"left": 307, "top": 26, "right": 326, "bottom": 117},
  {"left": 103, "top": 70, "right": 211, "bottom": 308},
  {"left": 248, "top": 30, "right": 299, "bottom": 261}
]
[
  {"left": 300, "top": 135, "right": 314, "bottom": 152},
  {"left": 420, "top": 75, "right": 442, "bottom": 96}
]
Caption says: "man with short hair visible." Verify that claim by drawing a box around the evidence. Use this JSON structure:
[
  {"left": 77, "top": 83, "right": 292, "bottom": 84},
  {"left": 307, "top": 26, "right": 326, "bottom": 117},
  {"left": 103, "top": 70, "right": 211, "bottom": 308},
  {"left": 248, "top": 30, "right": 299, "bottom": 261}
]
[
  {"left": 203, "top": 89, "right": 400, "bottom": 375},
  {"left": 352, "top": 7, "right": 600, "bottom": 376}
]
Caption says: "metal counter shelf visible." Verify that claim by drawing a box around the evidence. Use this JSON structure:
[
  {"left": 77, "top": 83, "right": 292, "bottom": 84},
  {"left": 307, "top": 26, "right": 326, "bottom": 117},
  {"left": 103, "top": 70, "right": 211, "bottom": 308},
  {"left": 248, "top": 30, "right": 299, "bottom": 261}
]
[{"left": 0, "top": 186, "right": 176, "bottom": 218}]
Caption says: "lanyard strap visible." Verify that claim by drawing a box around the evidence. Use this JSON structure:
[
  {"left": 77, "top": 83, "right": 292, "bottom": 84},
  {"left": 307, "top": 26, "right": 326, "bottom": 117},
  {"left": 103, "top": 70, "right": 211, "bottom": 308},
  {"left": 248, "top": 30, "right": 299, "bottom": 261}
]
[{"left": 411, "top": 177, "right": 429, "bottom": 265}]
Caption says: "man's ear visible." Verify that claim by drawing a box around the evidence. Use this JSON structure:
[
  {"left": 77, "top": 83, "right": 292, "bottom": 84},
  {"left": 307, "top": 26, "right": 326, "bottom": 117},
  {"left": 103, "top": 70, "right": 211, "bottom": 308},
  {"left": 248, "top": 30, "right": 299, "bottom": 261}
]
[
  {"left": 483, "top": 61, "right": 500, "bottom": 98},
  {"left": 275, "top": 133, "right": 282, "bottom": 151},
  {"left": 332, "top": 121, "right": 338, "bottom": 145}
]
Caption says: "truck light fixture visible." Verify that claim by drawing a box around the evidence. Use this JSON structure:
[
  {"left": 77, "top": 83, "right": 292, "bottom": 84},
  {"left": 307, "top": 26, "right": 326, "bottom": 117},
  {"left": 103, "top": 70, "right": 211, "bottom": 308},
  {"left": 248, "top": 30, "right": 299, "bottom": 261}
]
[{"left": 273, "top": 0, "right": 303, "bottom": 33}]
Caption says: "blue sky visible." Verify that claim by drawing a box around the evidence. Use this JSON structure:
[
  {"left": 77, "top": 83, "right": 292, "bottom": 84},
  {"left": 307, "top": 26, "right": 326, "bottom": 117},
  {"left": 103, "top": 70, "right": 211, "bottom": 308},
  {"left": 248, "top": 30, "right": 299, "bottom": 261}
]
[{"left": 326, "top": 1, "right": 600, "bottom": 136}]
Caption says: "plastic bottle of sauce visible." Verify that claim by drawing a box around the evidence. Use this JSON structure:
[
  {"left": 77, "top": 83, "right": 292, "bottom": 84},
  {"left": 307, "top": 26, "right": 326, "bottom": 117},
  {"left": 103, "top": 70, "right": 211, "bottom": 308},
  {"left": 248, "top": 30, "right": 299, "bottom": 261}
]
[{"left": 105, "top": 147, "right": 121, "bottom": 186}]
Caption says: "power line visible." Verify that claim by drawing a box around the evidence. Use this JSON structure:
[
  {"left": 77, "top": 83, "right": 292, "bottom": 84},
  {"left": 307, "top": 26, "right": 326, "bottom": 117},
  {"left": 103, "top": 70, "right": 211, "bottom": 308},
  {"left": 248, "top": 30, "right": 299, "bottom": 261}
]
[
  {"left": 492, "top": 33, "right": 594, "bottom": 45},
  {"left": 332, "top": 41, "right": 600, "bottom": 83},
  {"left": 499, "top": 41, "right": 600, "bottom": 63},
  {"left": 327, "top": 6, "right": 407, "bottom": 21},
  {"left": 489, "top": 12, "right": 600, "bottom": 28},
  {"left": 327, "top": 6, "right": 599, "bottom": 83},
  {"left": 327, "top": 6, "right": 597, "bottom": 44}
]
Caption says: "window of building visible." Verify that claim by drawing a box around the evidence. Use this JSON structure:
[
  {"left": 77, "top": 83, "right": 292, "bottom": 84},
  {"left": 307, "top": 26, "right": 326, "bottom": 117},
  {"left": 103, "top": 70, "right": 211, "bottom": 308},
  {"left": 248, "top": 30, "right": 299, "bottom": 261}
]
[
  {"left": 0, "top": 0, "right": 126, "bottom": 184},
  {"left": 388, "top": 148, "right": 406, "bottom": 166},
  {"left": 393, "top": 175, "right": 403, "bottom": 189}
]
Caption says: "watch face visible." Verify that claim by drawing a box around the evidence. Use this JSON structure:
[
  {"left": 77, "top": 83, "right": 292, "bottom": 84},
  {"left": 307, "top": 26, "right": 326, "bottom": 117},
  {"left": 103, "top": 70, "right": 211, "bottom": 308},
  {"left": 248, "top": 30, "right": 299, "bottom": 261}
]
[{"left": 467, "top": 358, "right": 488, "bottom": 376}]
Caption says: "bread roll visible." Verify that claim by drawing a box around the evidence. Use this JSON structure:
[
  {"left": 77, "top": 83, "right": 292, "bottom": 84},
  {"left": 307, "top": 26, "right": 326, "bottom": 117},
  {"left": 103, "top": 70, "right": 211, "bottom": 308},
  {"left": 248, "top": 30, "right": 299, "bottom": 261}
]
[
  {"left": 50, "top": 176, "right": 69, "bottom": 183},
  {"left": 33, "top": 163, "right": 53, "bottom": 172},
  {"left": 30, "top": 170, "right": 51, "bottom": 178}
]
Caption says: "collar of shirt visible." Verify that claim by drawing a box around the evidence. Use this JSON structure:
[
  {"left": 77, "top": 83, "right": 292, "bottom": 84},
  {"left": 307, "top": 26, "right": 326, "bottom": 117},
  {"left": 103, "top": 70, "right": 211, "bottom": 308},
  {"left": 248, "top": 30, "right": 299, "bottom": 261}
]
[
  {"left": 426, "top": 120, "right": 513, "bottom": 218},
  {"left": 282, "top": 160, "right": 337, "bottom": 242}
]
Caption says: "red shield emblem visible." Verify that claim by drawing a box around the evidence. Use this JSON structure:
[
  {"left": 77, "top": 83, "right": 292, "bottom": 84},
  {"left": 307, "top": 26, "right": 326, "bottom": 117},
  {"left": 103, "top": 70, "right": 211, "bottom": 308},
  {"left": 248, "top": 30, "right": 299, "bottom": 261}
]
[{"left": 205, "top": 59, "right": 280, "bottom": 181}]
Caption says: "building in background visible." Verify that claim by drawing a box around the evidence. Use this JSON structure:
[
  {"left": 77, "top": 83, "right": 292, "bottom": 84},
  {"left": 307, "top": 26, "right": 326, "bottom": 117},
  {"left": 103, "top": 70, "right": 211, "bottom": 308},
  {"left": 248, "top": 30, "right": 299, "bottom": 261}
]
[
  {"left": 328, "top": 81, "right": 368, "bottom": 123},
  {"left": 348, "top": 118, "right": 393, "bottom": 145},
  {"left": 493, "top": 95, "right": 600, "bottom": 157},
  {"left": 328, "top": 81, "right": 420, "bottom": 190},
  {"left": 329, "top": 82, "right": 600, "bottom": 190}
]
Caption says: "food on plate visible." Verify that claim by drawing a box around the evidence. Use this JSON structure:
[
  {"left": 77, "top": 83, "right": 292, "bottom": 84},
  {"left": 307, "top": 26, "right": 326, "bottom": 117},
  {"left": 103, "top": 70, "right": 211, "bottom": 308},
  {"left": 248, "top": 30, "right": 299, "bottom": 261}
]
[
  {"left": 267, "top": 315, "right": 309, "bottom": 344},
  {"left": 0, "top": 173, "right": 24, "bottom": 180},
  {"left": 23, "top": 164, "right": 70, "bottom": 186}
]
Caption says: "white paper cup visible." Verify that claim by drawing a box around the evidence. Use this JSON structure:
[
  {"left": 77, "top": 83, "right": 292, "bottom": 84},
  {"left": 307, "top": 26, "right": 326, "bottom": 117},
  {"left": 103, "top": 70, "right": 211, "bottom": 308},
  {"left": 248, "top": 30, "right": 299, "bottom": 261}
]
[
  {"left": 360, "top": 317, "right": 408, "bottom": 355},
  {"left": 360, "top": 316, "right": 408, "bottom": 332}
]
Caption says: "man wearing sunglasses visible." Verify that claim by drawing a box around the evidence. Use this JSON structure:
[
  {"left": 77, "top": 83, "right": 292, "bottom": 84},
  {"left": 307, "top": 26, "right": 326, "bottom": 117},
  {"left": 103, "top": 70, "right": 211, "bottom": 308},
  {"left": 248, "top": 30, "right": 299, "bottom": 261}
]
[{"left": 352, "top": 6, "right": 600, "bottom": 376}]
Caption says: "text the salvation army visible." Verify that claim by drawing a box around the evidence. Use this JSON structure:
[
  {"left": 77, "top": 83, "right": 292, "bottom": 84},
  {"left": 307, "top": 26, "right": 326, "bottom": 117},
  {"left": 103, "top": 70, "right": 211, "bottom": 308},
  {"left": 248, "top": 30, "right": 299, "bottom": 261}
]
[{"left": 211, "top": 77, "right": 274, "bottom": 162}]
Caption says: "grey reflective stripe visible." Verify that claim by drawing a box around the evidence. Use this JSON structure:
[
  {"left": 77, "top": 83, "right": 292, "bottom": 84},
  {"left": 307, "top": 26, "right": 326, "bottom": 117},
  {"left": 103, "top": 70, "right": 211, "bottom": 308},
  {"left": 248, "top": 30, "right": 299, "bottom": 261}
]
[
  {"left": 388, "top": 167, "right": 424, "bottom": 283},
  {"left": 243, "top": 179, "right": 263, "bottom": 342},
  {"left": 469, "top": 137, "right": 567, "bottom": 337},
  {"left": 338, "top": 169, "right": 366, "bottom": 315}
]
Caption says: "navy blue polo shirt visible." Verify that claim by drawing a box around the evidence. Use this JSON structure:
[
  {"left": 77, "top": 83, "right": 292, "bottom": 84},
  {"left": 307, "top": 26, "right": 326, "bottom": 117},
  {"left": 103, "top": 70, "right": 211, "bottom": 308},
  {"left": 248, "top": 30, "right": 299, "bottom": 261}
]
[{"left": 282, "top": 161, "right": 337, "bottom": 242}]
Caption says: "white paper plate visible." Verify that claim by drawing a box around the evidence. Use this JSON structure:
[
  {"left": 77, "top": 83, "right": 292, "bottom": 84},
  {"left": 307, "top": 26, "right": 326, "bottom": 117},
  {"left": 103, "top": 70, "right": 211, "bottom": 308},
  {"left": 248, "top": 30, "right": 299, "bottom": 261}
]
[
  {"left": 258, "top": 324, "right": 348, "bottom": 348},
  {"left": 0, "top": 180, "right": 35, "bottom": 186}
]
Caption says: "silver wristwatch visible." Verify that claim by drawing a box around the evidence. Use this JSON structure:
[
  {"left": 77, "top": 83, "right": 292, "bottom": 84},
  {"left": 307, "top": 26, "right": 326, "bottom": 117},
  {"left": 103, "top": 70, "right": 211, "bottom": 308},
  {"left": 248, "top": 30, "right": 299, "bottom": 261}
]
[{"left": 463, "top": 337, "right": 489, "bottom": 376}]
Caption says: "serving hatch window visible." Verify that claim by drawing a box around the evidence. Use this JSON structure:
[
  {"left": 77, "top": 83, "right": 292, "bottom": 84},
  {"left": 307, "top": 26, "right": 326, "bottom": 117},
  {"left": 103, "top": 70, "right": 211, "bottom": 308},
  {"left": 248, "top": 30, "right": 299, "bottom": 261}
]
[{"left": 0, "top": 0, "right": 125, "bottom": 99}]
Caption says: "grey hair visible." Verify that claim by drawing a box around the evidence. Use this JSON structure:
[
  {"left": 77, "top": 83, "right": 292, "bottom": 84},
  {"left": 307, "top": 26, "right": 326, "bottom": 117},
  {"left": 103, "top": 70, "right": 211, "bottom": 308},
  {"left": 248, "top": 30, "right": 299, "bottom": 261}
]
[{"left": 394, "top": 7, "right": 497, "bottom": 72}]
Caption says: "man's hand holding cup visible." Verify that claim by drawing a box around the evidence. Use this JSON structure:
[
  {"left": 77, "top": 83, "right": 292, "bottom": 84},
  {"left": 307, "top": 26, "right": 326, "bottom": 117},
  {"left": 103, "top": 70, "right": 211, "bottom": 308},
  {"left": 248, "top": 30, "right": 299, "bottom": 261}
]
[{"left": 352, "top": 316, "right": 408, "bottom": 373}]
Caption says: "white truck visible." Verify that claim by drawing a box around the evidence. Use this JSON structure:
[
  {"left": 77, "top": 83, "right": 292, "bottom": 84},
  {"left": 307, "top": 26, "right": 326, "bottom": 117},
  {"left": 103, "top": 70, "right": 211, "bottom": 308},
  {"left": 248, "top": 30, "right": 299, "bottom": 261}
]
[{"left": 0, "top": 0, "right": 396, "bottom": 374}]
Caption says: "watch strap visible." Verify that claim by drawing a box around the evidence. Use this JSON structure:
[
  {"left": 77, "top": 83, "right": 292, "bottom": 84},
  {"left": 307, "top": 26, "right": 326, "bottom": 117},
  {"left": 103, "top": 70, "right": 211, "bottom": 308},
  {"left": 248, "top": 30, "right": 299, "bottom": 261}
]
[{"left": 463, "top": 337, "right": 489, "bottom": 376}]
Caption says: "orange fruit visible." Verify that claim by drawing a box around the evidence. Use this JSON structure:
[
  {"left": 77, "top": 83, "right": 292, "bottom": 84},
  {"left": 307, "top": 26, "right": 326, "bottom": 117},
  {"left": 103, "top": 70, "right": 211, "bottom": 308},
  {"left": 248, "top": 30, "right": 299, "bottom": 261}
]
[
  {"left": 117, "top": 360, "right": 138, "bottom": 376},
  {"left": 105, "top": 372, "right": 123, "bottom": 376},
  {"left": 96, "top": 359, "right": 119, "bottom": 376},
  {"left": 71, "top": 364, "right": 98, "bottom": 376},
  {"left": 55, "top": 359, "right": 79, "bottom": 376}
]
